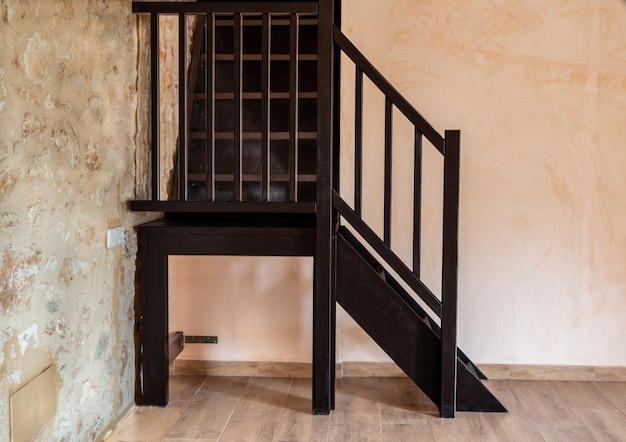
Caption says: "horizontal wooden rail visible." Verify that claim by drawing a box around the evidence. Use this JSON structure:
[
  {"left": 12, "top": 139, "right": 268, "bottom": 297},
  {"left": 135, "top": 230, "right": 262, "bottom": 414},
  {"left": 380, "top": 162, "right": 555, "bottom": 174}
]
[
  {"left": 133, "top": 2, "right": 318, "bottom": 14},
  {"left": 333, "top": 191, "right": 443, "bottom": 318},
  {"left": 130, "top": 200, "right": 316, "bottom": 213},
  {"left": 333, "top": 25, "right": 445, "bottom": 153}
]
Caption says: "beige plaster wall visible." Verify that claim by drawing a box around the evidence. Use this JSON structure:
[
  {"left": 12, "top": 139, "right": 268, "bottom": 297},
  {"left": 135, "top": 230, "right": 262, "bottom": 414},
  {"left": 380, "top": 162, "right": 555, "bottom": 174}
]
[
  {"left": 337, "top": 0, "right": 626, "bottom": 366},
  {"left": 0, "top": 1, "right": 154, "bottom": 440},
  {"left": 170, "top": 0, "right": 626, "bottom": 368}
]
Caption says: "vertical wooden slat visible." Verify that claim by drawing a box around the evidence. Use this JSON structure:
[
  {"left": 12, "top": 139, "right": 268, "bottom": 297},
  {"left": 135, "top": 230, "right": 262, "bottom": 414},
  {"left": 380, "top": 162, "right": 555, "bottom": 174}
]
[
  {"left": 440, "top": 129, "right": 460, "bottom": 418},
  {"left": 289, "top": 13, "right": 300, "bottom": 201},
  {"left": 205, "top": 14, "right": 215, "bottom": 201},
  {"left": 413, "top": 128, "right": 423, "bottom": 277},
  {"left": 261, "top": 13, "right": 270, "bottom": 201},
  {"left": 330, "top": 0, "right": 342, "bottom": 412},
  {"left": 150, "top": 12, "right": 160, "bottom": 201},
  {"left": 178, "top": 13, "right": 188, "bottom": 201},
  {"left": 314, "top": 0, "right": 334, "bottom": 416},
  {"left": 354, "top": 66, "right": 363, "bottom": 216},
  {"left": 233, "top": 13, "right": 243, "bottom": 201},
  {"left": 383, "top": 97, "right": 392, "bottom": 246}
]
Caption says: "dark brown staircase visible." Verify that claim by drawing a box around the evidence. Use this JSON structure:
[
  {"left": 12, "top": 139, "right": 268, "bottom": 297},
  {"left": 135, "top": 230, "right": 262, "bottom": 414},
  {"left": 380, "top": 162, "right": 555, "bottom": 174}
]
[{"left": 131, "top": 0, "right": 506, "bottom": 418}]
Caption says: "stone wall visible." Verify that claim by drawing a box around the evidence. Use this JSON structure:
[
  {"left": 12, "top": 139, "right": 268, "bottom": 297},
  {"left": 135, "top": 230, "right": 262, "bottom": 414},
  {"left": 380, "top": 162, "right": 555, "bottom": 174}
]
[{"left": 0, "top": 1, "right": 154, "bottom": 440}]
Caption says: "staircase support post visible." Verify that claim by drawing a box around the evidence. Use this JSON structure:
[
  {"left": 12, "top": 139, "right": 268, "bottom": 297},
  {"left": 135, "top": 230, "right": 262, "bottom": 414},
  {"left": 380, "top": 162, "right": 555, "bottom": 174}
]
[
  {"left": 313, "top": 0, "right": 336, "bottom": 415},
  {"left": 440, "top": 130, "right": 460, "bottom": 418}
]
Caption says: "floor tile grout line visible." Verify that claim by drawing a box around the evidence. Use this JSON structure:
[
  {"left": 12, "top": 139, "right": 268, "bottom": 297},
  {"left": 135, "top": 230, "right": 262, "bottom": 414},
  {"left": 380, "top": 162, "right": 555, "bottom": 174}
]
[
  {"left": 163, "top": 375, "right": 210, "bottom": 440},
  {"left": 378, "top": 398, "right": 383, "bottom": 442},
  {"left": 216, "top": 376, "right": 248, "bottom": 441},
  {"left": 271, "top": 377, "right": 294, "bottom": 442}
]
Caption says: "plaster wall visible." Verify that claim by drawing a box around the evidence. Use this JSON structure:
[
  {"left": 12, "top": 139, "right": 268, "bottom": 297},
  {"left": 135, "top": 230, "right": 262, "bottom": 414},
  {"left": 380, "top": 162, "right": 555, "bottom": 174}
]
[
  {"left": 170, "top": 0, "right": 626, "bottom": 367},
  {"left": 0, "top": 1, "right": 154, "bottom": 440}
]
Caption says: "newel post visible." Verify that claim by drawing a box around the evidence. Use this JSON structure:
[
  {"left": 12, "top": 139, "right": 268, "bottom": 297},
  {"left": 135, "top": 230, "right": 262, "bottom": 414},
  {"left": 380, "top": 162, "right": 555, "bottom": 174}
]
[
  {"left": 313, "top": 0, "right": 336, "bottom": 415},
  {"left": 440, "top": 129, "right": 460, "bottom": 418}
]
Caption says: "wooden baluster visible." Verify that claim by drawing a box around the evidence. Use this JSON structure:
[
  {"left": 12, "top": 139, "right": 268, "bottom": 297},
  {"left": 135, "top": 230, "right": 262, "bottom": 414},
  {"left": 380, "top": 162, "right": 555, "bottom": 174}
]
[
  {"left": 413, "top": 128, "right": 423, "bottom": 277},
  {"left": 289, "top": 13, "right": 300, "bottom": 201},
  {"left": 383, "top": 97, "right": 392, "bottom": 246},
  {"left": 205, "top": 14, "right": 215, "bottom": 201},
  {"left": 261, "top": 13, "right": 271, "bottom": 201},
  {"left": 234, "top": 13, "right": 243, "bottom": 201},
  {"left": 354, "top": 66, "right": 363, "bottom": 216}
]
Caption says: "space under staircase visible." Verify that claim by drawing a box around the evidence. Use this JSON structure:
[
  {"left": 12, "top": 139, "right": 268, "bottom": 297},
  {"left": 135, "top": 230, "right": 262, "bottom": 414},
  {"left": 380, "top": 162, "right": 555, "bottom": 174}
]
[{"left": 132, "top": 0, "right": 505, "bottom": 417}]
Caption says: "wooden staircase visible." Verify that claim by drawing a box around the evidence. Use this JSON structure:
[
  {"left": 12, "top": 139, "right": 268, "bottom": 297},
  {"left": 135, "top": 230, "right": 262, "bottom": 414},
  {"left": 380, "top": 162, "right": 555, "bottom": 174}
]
[{"left": 131, "top": 0, "right": 506, "bottom": 418}]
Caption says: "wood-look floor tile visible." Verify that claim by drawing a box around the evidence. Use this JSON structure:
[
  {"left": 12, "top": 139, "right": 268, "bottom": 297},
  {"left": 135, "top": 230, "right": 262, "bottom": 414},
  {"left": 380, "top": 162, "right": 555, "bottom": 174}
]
[
  {"left": 594, "top": 382, "right": 626, "bottom": 413},
  {"left": 193, "top": 376, "right": 249, "bottom": 401},
  {"left": 378, "top": 377, "right": 437, "bottom": 424},
  {"left": 230, "top": 377, "right": 292, "bottom": 420},
  {"left": 169, "top": 375, "right": 206, "bottom": 399},
  {"left": 575, "top": 408, "right": 626, "bottom": 442},
  {"left": 479, "top": 380, "right": 544, "bottom": 441},
  {"left": 332, "top": 387, "right": 381, "bottom": 416},
  {"left": 508, "top": 380, "right": 586, "bottom": 427},
  {"left": 549, "top": 381, "right": 617, "bottom": 410},
  {"left": 329, "top": 381, "right": 382, "bottom": 441},
  {"left": 381, "top": 422, "right": 436, "bottom": 441},
  {"left": 480, "top": 413, "right": 544, "bottom": 442},
  {"left": 104, "top": 407, "right": 181, "bottom": 441},
  {"left": 165, "top": 397, "right": 239, "bottom": 439},
  {"left": 429, "top": 413, "right": 498, "bottom": 441},
  {"left": 107, "top": 376, "right": 626, "bottom": 442},
  {"left": 328, "top": 413, "right": 381, "bottom": 442},
  {"left": 218, "top": 419, "right": 277, "bottom": 442},
  {"left": 534, "top": 424, "right": 596, "bottom": 442},
  {"left": 274, "top": 378, "right": 330, "bottom": 442}
]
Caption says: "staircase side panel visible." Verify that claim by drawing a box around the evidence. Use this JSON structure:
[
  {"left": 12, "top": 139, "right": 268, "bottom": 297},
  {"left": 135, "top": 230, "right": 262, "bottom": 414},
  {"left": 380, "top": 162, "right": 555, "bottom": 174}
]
[{"left": 336, "top": 234, "right": 441, "bottom": 405}]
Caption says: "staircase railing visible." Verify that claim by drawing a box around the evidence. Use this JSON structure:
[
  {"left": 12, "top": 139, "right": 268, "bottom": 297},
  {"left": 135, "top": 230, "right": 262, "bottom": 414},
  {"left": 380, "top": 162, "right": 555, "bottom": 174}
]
[
  {"left": 132, "top": 1, "right": 319, "bottom": 212},
  {"left": 332, "top": 27, "right": 461, "bottom": 418}
]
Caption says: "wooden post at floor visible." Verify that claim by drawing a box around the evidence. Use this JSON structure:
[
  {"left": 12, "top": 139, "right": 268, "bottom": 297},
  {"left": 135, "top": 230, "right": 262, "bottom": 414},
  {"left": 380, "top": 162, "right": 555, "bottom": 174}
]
[
  {"left": 313, "top": 0, "right": 336, "bottom": 415},
  {"left": 139, "top": 232, "right": 169, "bottom": 406}
]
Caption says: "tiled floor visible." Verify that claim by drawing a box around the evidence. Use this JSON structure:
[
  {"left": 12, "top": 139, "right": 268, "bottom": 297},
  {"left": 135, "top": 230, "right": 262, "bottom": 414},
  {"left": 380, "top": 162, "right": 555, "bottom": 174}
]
[{"left": 105, "top": 376, "right": 626, "bottom": 441}]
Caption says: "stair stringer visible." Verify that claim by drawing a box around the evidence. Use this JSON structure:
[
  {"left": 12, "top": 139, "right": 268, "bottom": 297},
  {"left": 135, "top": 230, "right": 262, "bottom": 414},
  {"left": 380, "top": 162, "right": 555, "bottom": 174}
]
[{"left": 335, "top": 227, "right": 506, "bottom": 413}]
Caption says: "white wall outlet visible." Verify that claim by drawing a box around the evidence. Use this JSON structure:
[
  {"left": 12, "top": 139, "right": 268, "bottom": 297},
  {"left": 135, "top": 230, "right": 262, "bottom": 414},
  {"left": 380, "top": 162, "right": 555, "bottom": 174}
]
[{"left": 106, "top": 226, "right": 125, "bottom": 248}]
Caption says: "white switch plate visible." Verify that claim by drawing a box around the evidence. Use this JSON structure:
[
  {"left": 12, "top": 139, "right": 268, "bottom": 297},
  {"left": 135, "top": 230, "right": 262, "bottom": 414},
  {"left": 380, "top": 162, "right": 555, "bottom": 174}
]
[{"left": 106, "top": 226, "right": 124, "bottom": 248}]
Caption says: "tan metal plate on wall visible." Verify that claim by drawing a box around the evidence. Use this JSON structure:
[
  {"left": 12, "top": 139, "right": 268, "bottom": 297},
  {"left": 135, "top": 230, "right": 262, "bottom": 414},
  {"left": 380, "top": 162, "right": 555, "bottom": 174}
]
[{"left": 10, "top": 365, "right": 58, "bottom": 442}]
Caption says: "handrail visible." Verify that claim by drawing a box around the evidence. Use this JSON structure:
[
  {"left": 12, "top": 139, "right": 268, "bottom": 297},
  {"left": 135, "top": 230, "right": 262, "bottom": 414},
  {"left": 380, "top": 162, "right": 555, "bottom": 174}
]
[
  {"left": 332, "top": 27, "right": 460, "bottom": 417},
  {"left": 333, "top": 25, "right": 445, "bottom": 153},
  {"left": 133, "top": 2, "right": 318, "bottom": 14}
]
